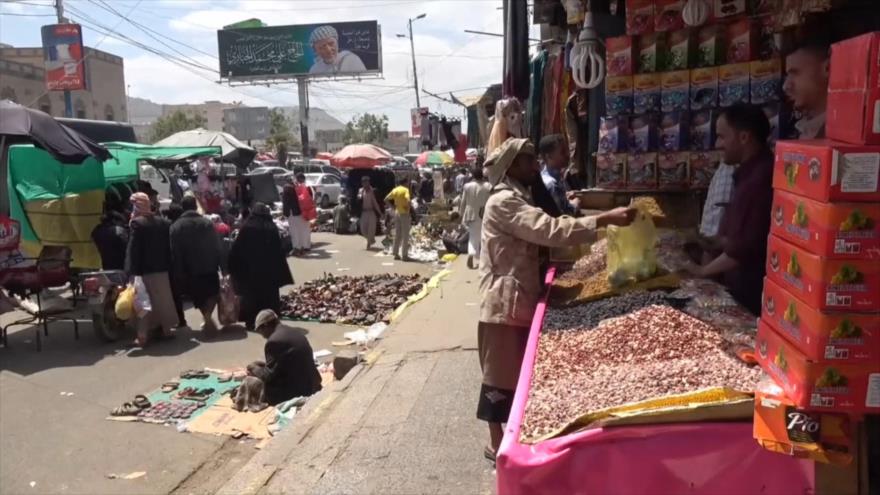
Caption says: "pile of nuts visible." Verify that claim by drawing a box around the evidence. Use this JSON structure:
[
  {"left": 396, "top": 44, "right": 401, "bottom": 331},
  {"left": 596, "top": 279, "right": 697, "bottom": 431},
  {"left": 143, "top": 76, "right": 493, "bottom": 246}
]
[
  {"left": 543, "top": 291, "right": 678, "bottom": 331},
  {"left": 557, "top": 238, "right": 608, "bottom": 281},
  {"left": 521, "top": 305, "right": 761, "bottom": 442},
  {"left": 280, "top": 273, "right": 427, "bottom": 324}
]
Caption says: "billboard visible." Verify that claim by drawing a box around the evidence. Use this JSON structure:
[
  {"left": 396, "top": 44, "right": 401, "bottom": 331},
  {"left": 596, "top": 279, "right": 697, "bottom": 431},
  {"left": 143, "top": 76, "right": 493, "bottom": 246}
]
[
  {"left": 217, "top": 21, "right": 381, "bottom": 80},
  {"left": 410, "top": 107, "right": 428, "bottom": 137},
  {"left": 41, "top": 23, "right": 86, "bottom": 91},
  {"left": 223, "top": 106, "right": 270, "bottom": 141}
]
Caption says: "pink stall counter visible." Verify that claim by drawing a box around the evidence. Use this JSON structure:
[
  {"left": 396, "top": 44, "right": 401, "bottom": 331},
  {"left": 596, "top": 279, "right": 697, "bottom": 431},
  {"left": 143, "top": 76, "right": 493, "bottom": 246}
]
[{"left": 496, "top": 268, "right": 815, "bottom": 495}]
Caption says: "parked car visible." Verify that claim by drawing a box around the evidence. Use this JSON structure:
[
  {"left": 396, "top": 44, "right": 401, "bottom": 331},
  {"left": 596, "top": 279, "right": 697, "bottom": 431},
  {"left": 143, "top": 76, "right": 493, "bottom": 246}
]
[
  {"left": 293, "top": 163, "right": 344, "bottom": 179},
  {"left": 250, "top": 166, "right": 294, "bottom": 186},
  {"left": 304, "top": 173, "right": 344, "bottom": 208}
]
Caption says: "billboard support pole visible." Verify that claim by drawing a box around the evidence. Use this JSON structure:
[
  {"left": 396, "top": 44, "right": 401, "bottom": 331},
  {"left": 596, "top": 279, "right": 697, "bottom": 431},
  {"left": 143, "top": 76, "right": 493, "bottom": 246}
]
[
  {"left": 297, "top": 77, "right": 310, "bottom": 164},
  {"left": 54, "top": 0, "right": 73, "bottom": 118}
]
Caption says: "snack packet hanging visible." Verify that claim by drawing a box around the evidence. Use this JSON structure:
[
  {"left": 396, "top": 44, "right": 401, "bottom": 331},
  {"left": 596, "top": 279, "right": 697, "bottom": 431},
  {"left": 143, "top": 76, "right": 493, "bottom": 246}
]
[{"left": 606, "top": 203, "right": 658, "bottom": 288}]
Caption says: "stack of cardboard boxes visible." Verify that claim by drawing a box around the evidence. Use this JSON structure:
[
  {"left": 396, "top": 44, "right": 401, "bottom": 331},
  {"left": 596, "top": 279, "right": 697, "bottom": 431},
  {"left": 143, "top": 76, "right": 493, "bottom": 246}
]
[{"left": 753, "top": 32, "right": 880, "bottom": 465}]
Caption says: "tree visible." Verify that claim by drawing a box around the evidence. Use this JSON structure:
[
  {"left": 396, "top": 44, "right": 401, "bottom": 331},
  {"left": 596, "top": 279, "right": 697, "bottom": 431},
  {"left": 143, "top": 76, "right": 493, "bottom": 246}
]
[
  {"left": 266, "top": 108, "right": 299, "bottom": 162},
  {"left": 343, "top": 113, "right": 389, "bottom": 145},
  {"left": 149, "top": 110, "right": 206, "bottom": 143}
]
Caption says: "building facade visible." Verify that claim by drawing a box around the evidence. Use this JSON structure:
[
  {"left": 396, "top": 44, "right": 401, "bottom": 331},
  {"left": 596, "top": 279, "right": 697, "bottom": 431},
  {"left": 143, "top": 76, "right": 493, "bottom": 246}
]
[
  {"left": 161, "top": 100, "right": 243, "bottom": 132},
  {"left": 0, "top": 45, "right": 127, "bottom": 121}
]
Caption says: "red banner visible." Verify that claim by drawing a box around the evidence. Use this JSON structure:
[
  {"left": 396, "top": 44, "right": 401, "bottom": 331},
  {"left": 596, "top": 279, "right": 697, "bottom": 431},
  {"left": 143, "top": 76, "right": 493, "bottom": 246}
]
[
  {"left": 41, "top": 23, "right": 86, "bottom": 91},
  {"left": 410, "top": 107, "right": 427, "bottom": 138}
]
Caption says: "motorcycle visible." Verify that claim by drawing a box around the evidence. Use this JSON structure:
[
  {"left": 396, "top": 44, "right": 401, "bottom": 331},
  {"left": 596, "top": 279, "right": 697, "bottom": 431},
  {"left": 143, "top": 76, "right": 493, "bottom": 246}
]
[{"left": 79, "top": 270, "right": 130, "bottom": 342}]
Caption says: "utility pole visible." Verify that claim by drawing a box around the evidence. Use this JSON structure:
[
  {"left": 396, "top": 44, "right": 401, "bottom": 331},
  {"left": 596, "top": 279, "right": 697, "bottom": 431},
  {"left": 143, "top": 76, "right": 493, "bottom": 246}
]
[
  {"left": 408, "top": 18, "right": 420, "bottom": 108},
  {"left": 54, "top": 0, "right": 73, "bottom": 118},
  {"left": 297, "top": 77, "right": 309, "bottom": 165},
  {"left": 398, "top": 13, "right": 426, "bottom": 110}
]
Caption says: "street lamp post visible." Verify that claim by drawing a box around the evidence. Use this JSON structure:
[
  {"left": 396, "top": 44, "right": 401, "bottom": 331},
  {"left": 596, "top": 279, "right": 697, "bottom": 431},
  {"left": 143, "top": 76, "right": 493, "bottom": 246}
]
[{"left": 397, "top": 13, "right": 426, "bottom": 109}]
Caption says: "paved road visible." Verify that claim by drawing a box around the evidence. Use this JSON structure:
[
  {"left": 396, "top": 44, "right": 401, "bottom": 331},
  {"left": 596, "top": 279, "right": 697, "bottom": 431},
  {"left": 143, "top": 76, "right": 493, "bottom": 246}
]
[{"left": 0, "top": 233, "right": 438, "bottom": 495}]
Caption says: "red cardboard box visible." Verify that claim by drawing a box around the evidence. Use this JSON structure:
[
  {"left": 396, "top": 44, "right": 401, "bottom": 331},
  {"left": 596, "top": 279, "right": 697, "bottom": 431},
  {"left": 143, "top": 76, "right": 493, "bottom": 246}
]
[
  {"left": 827, "top": 32, "right": 880, "bottom": 145},
  {"left": 753, "top": 375, "right": 855, "bottom": 465},
  {"left": 766, "top": 234, "right": 880, "bottom": 312},
  {"left": 606, "top": 36, "right": 634, "bottom": 76},
  {"left": 755, "top": 320, "right": 880, "bottom": 413},
  {"left": 770, "top": 189, "right": 880, "bottom": 260},
  {"left": 773, "top": 139, "right": 880, "bottom": 202},
  {"left": 761, "top": 277, "right": 880, "bottom": 363}
]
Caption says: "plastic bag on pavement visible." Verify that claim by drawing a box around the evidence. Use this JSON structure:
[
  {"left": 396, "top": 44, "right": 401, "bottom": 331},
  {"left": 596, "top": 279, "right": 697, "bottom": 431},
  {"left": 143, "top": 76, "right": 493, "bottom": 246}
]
[
  {"left": 606, "top": 205, "right": 658, "bottom": 288},
  {"left": 133, "top": 276, "right": 151, "bottom": 317},
  {"left": 115, "top": 285, "right": 135, "bottom": 320},
  {"left": 218, "top": 275, "right": 240, "bottom": 326}
]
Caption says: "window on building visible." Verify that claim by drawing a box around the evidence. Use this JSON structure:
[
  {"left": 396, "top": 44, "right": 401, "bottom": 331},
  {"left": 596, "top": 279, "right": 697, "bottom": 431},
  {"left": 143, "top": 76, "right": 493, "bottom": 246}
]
[
  {"left": 104, "top": 104, "right": 114, "bottom": 121},
  {"left": 38, "top": 95, "right": 51, "bottom": 115},
  {"left": 75, "top": 98, "right": 86, "bottom": 119},
  {"left": 1, "top": 87, "right": 17, "bottom": 103}
]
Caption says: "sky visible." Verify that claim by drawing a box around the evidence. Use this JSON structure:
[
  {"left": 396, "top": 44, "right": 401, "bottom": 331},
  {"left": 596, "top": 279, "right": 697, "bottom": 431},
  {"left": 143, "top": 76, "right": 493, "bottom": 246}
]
[{"left": 0, "top": 0, "right": 530, "bottom": 131}]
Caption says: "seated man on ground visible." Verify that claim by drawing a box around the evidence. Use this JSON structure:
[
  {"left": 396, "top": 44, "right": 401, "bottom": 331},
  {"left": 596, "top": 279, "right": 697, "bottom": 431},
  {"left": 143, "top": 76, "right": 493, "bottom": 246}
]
[{"left": 246, "top": 310, "right": 323, "bottom": 405}]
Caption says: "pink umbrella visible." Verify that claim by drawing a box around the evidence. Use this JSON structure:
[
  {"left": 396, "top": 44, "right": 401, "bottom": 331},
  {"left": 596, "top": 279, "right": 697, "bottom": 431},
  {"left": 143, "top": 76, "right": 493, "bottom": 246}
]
[{"left": 331, "top": 144, "right": 392, "bottom": 168}]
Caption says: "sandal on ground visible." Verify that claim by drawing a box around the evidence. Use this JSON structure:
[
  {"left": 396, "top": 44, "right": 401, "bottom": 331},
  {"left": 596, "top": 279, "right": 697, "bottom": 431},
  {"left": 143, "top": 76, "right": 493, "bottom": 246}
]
[
  {"left": 217, "top": 372, "right": 232, "bottom": 383},
  {"left": 111, "top": 402, "right": 141, "bottom": 416},
  {"left": 483, "top": 445, "right": 497, "bottom": 462},
  {"left": 160, "top": 382, "right": 179, "bottom": 393},
  {"left": 133, "top": 394, "right": 151, "bottom": 409},
  {"left": 180, "top": 369, "right": 208, "bottom": 379}
]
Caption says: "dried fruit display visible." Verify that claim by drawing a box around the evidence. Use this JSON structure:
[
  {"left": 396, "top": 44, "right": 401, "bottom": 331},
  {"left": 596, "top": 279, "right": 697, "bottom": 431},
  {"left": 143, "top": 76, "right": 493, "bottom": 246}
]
[
  {"left": 557, "top": 238, "right": 608, "bottom": 282},
  {"left": 543, "top": 290, "right": 679, "bottom": 331},
  {"left": 521, "top": 305, "right": 761, "bottom": 442},
  {"left": 280, "top": 273, "right": 427, "bottom": 324},
  {"left": 670, "top": 278, "right": 738, "bottom": 307}
]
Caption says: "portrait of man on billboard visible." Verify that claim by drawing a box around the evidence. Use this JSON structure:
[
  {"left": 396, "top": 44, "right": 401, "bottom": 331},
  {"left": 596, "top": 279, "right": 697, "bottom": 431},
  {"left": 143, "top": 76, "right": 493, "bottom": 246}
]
[{"left": 308, "top": 25, "right": 367, "bottom": 75}]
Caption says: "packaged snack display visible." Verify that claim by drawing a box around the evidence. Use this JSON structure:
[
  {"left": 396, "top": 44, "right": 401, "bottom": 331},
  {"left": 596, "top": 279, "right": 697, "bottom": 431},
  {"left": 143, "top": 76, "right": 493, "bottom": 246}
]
[
  {"left": 626, "top": 153, "right": 658, "bottom": 189},
  {"left": 596, "top": 153, "right": 627, "bottom": 189},
  {"left": 719, "top": 63, "right": 750, "bottom": 107},
  {"left": 766, "top": 234, "right": 880, "bottom": 312},
  {"left": 826, "top": 32, "right": 880, "bottom": 145},
  {"left": 726, "top": 18, "right": 755, "bottom": 63},
  {"left": 654, "top": 0, "right": 685, "bottom": 32},
  {"left": 633, "top": 73, "right": 661, "bottom": 114},
  {"left": 753, "top": 375, "right": 855, "bottom": 465},
  {"left": 606, "top": 36, "right": 634, "bottom": 76},
  {"left": 629, "top": 114, "right": 660, "bottom": 153},
  {"left": 714, "top": 0, "right": 747, "bottom": 18},
  {"left": 762, "top": 277, "right": 880, "bottom": 363},
  {"left": 605, "top": 76, "right": 634, "bottom": 116},
  {"left": 690, "top": 67, "right": 719, "bottom": 110},
  {"left": 666, "top": 29, "right": 694, "bottom": 71},
  {"left": 660, "top": 112, "right": 689, "bottom": 151},
  {"left": 658, "top": 152, "right": 690, "bottom": 189},
  {"left": 638, "top": 32, "right": 665, "bottom": 73},
  {"left": 626, "top": 0, "right": 654, "bottom": 36},
  {"left": 689, "top": 150, "right": 721, "bottom": 188},
  {"left": 756, "top": 14, "right": 781, "bottom": 59},
  {"left": 689, "top": 109, "right": 717, "bottom": 151},
  {"left": 770, "top": 189, "right": 880, "bottom": 260},
  {"left": 661, "top": 70, "right": 690, "bottom": 112},
  {"left": 750, "top": 59, "right": 782, "bottom": 104},
  {"left": 755, "top": 320, "right": 880, "bottom": 413},
  {"left": 599, "top": 116, "right": 630, "bottom": 154},
  {"left": 773, "top": 139, "right": 880, "bottom": 202},
  {"left": 695, "top": 24, "right": 725, "bottom": 68},
  {"left": 750, "top": 0, "right": 780, "bottom": 17}
]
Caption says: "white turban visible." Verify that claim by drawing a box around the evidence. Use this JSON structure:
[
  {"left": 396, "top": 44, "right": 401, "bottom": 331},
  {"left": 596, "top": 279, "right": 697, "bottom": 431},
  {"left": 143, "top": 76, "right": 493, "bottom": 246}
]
[{"left": 309, "top": 25, "right": 338, "bottom": 46}]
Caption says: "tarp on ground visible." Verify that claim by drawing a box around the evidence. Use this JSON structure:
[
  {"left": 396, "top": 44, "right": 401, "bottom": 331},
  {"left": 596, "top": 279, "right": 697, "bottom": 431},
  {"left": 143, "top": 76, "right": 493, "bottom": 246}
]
[
  {"left": 153, "top": 128, "right": 256, "bottom": 167},
  {"left": 7, "top": 144, "right": 105, "bottom": 268},
  {"left": 101, "top": 141, "right": 222, "bottom": 184}
]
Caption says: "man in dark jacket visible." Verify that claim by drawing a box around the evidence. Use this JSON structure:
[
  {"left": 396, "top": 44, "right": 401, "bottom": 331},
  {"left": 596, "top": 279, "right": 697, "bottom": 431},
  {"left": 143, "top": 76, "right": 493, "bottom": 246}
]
[
  {"left": 91, "top": 210, "right": 128, "bottom": 270},
  {"left": 170, "top": 196, "right": 223, "bottom": 334},
  {"left": 228, "top": 203, "right": 294, "bottom": 329},
  {"left": 247, "top": 309, "right": 322, "bottom": 405}
]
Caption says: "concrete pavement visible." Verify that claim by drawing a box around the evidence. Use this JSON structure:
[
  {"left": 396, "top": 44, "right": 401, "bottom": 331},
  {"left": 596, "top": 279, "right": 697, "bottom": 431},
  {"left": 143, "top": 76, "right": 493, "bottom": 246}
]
[
  {"left": 0, "top": 233, "right": 439, "bottom": 495},
  {"left": 218, "top": 257, "right": 496, "bottom": 495}
]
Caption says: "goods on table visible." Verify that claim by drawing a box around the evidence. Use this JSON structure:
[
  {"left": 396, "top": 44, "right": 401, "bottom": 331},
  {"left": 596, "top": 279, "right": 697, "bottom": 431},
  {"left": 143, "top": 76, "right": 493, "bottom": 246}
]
[
  {"left": 670, "top": 278, "right": 738, "bottom": 307},
  {"left": 522, "top": 305, "right": 761, "bottom": 442},
  {"left": 280, "top": 273, "right": 426, "bottom": 324},
  {"left": 551, "top": 268, "right": 679, "bottom": 305},
  {"left": 543, "top": 290, "right": 679, "bottom": 331},
  {"left": 683, "top": 303, "right": 757, "bottom": 347},
  {"left": 556, "top": 238, "right": 607, "bottom": 282},
  {"left": 138, "top": 400, "right": 204, "bottom": 421},
  {"left": 773, "top": 140, "right": 880, "bottom": 203}
]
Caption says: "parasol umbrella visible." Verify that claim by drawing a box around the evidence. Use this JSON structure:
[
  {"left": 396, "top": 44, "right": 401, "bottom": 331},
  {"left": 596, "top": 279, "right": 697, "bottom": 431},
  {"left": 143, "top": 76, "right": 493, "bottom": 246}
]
[
  {"left": 0, "top": 99, "right": 111, "bottom": 163},
  {"left": 331, "top": 143, "right": 392, "bottom": 168},
  {"left": 315, "top": 151, "right": 334, "bottom": 160},
  {"left": 153, "top": 128, "right": 256, "bottom": 167},
  {"left": 414, "top": 150, "right": 454, "bottom": 168}
]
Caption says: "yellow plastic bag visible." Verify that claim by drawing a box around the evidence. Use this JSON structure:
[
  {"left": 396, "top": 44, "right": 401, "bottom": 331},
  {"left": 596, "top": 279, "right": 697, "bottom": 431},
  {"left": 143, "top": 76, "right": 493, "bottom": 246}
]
[
  {"left": 115, "top": 285, "right": 135, "bottom": 321},
  {"left": 606, "top": 206, "right": 658, "bottom": 288}
]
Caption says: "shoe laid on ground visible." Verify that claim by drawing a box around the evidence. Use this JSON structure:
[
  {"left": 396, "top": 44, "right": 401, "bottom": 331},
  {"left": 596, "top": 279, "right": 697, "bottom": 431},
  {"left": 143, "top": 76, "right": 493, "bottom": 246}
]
[
  {"left": 467, "top": 255, "right": 474, "bottom": 269},
  {"left": 402, "top": 257, "right": 413, "bottom": 262},
  {"left": 393, "top": 255, "right": 401, "bottom": 260}
]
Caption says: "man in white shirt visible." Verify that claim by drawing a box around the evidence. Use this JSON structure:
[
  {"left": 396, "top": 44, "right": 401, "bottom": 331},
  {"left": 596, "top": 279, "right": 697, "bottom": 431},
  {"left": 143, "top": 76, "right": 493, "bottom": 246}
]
[
  {"left": 308, "top": 25, "right": 367, "bottom": 75},
  {"left": 699, "top": 162, "right": 735, "bottom": 239}
]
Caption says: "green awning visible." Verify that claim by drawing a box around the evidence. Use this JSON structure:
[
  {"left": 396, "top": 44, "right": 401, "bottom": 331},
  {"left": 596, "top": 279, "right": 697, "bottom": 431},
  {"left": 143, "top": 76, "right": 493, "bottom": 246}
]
[{"left": 100, "top": 142, "right": 222, "bottom": 184}]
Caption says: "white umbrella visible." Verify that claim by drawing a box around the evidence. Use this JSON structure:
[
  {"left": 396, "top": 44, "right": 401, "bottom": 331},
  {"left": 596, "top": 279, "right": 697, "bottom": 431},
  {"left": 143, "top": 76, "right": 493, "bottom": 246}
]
[{"left": 154, "top": 128, "right": 255, "bottom": 166}]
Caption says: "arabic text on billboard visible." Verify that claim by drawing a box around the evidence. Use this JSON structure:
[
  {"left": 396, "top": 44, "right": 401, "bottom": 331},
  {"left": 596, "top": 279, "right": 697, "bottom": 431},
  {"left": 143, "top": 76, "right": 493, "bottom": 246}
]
[
  {"left": 41, "top": 23, "right": 86, "bottom": 91},
  {"left": 218, "top": 21, "right": 381, "bottom": 80}
]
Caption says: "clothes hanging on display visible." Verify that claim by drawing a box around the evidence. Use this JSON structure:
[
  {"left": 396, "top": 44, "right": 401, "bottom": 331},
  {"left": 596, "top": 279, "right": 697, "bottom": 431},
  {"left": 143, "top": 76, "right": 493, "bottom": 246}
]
[
  {"left": 565, "top": 89, "right": 591, "bottom": 188},
  {"left": 502, "top": 0, "right": 530, "bottom": 100},
  {"left": 454, "top": 134, "right": 468, "bottom": 163},
  {"left": 528, "top": 49, "right": 548, "bottom": 142},
  {"left": 467, "top": 106, "right": 481, "bottom": 149}
]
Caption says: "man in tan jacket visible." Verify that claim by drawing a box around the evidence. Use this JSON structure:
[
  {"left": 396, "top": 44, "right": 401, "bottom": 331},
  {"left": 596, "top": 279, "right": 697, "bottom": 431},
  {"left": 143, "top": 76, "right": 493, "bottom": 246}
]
[{"left": 478, "top": 138, "right": 635, "bottom": 460}]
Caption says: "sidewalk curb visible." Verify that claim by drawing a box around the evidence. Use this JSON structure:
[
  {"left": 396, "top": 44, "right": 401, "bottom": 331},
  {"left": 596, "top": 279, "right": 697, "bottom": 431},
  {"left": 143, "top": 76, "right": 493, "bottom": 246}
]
[{"left": 216, "top": 360, "right": 369, "bottom": 495}]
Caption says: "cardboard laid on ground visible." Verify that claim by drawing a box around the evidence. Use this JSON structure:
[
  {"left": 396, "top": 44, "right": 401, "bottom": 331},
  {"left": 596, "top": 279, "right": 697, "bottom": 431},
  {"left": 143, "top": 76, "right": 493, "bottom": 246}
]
[{"left": 185, "top": 395, "right": 277, "bottom": 440}]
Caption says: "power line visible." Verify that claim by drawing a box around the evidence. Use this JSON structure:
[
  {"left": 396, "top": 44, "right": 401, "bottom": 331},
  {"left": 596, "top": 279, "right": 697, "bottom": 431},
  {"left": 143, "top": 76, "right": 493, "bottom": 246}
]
[{"left": 0, "top": 11, "right": 55, "bottom": 15}]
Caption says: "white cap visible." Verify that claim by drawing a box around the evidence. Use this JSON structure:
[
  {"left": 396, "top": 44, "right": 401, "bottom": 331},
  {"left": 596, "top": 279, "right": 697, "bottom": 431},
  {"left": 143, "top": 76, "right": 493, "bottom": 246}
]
[{"left": 309, "top": 25, "right": 338, "bottom": 46}]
